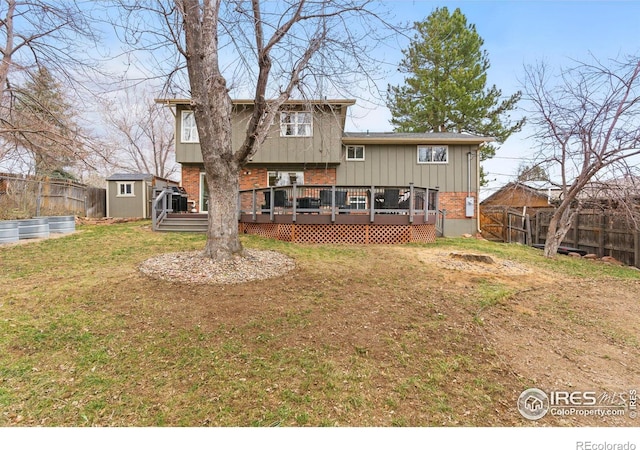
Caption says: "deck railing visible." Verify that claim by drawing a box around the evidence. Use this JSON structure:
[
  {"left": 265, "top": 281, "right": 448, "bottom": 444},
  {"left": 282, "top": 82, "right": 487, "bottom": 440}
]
[
  {"left": 239, "top": 183, "right": 439, "bottom": 224},
  {"left": 151, "top": 188, "right": 173, "bottom": 231}
]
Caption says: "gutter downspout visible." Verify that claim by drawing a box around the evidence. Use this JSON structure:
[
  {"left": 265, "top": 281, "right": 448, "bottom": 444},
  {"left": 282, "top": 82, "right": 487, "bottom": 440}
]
[{"left": 476, "top": 144, "right": 483, "bottom": 233}]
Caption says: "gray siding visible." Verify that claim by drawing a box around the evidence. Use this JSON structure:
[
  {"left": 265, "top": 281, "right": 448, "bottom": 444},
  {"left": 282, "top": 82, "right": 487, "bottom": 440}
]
[
  {"left": 107, "top": 180, "right": 147, "bottom": 218},
  {"left": 443, "top": 219, "right": 477, "bottom": 236},
  {"left": 336, "top": 144, "right": 478, "bottom": 191},
  {"left": 176, "top": 104, "right": 345, "bottom": 164}
]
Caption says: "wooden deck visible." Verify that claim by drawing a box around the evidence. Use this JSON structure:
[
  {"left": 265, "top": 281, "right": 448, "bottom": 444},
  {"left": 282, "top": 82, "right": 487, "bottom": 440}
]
[{"left": 154, "top": 184, "right": 442, "bottom": 244}]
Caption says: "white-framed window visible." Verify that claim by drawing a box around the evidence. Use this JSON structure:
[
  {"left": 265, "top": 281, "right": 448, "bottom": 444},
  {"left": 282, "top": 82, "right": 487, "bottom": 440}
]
[
  {"left": 417, "top": 145, "right": 448, "bottom": 164},
  {"left": 280, "top": 111, "right": 312, "bottom": 137},
  {"left": 346, "top": 145, "right": 365, "bottom": 161},
  {"left": 268, "top": 171, "right": 305, "bottom": 186},
  {"left": 117, "top": 182, "right": 134, "bottom": 197},
  {"left": 349, "top": 195, "right": 367, "bottom": 210},
  {"left": 181, "top": 110, "right": 199, "bottom": 143}
]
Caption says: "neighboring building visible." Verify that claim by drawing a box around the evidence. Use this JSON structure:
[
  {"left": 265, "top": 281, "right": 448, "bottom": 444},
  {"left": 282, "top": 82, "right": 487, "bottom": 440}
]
[
  {"left": 481, "top": 181, "right": 562, "bottom": 210},
  {"left": 106, "top": 173, "right": 178, "bottom": 218},
  {"left": 157, "top": 99, "right": 493, "bottom": 236}
]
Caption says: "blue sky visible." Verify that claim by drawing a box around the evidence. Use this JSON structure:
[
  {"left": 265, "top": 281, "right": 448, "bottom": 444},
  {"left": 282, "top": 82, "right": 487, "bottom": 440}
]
[{"left": 345, "top": 1, "right": 640, "bottom": 197}]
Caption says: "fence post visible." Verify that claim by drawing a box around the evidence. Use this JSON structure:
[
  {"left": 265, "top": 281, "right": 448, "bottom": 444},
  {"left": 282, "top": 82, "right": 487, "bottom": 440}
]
[
  {"left": 599, "top": 213, "right": 607, "bottom": 257},
  {"left": 634, "top": 230, "right": 640, "bottom": 269},
  {"left": 572, "top": 212, "right": 579, "bottom": 247},
  {"left": 502, "top": 207, "right": 508, "bottom": 242},
  {"left": 36, "top": 181, "right": 42, "bottom": 217}
]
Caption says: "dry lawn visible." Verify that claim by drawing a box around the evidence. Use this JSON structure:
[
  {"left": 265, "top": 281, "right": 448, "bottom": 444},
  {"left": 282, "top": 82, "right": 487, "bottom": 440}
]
[{"left": 0, "top": 221, "right": 638, "bottom": 427}]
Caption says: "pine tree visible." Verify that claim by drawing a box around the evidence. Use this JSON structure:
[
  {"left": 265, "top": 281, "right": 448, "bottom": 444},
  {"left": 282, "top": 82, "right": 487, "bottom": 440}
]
[
  {"left": 387, "top": 7, "right": 524, "bottom": 183},
  {"left": 12, "top": 67, "right": 83, "bottom": 177}
]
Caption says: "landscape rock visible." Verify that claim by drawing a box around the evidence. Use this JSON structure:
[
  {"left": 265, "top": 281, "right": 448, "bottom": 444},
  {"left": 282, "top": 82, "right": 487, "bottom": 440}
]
[
  {"left": 568, "top": 252, "right": 582, "bottom": 258},
  {"left": 583, "top": 254, "right": 598, "bottom": 259},
  {"left": 601, "top": 256, "right": 623, "bottom": 265}
]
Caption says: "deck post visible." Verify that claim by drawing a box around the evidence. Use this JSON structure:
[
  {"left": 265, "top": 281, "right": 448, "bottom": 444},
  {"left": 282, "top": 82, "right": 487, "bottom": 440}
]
[
  {"left": 409, "top": 183, "right": 415, "bottom": 224},
  {"left": 251, "top": 189, "right": 257, "bottom": 222},
  {"left": 370, "top": 185, "right": 375, "bottom": 223},
  {"left": 331, "top": 185, "right": 336, "bottom": 223},
  {"left": 269, "top": 187, "right": 275, "bottom": 222},
  {"left": 292, "top": 183, "right": 297, "bottom": 223}
]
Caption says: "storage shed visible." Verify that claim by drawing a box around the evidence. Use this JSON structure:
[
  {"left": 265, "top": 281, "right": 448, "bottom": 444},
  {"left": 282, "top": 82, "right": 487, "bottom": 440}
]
[
  {"left": 106, "top": 173, "right": 181, "bottom": 218},
  {"left": 106, "top": 173, "right": 154, "bottom": 218}
]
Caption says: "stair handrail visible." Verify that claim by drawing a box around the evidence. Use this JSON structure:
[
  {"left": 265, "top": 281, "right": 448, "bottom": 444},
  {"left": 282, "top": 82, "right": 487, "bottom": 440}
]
[{"left": 152, "top": 188, "right": 173, "bottom": 231}]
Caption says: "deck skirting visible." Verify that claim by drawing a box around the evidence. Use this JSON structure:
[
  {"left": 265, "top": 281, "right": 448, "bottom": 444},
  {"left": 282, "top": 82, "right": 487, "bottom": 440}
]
[{"left": 239, "top": 222, "right": 436, "bottom": 244}]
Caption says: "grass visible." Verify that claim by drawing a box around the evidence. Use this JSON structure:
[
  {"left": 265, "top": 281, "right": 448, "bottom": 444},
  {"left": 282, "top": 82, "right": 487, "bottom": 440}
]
[{"left": 1, "top": 221, "right": 638, "bottom": 426}]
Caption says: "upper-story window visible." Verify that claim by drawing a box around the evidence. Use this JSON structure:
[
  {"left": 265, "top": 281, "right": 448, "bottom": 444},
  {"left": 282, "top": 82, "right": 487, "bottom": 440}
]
[
  {"left": 280, "top": 111, "right": 312, "bottom": 137},
  {"left": 181, "top": 110, "right": 199, "bottom": 143},
  {"left": 346, "top": 145, "right": 365, "bottom": 161},
  {"left": 417, "top": 145, "right": 448, "bottom": 164}
]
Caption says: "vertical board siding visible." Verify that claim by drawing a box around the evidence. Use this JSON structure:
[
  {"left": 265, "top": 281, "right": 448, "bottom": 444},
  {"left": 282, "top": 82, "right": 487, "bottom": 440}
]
[
  {"left": 336, "top": 143, "right": 478, "bottom": 191},
  {"left": 176, "top": 104, "right": 345, "bottom": 164}
]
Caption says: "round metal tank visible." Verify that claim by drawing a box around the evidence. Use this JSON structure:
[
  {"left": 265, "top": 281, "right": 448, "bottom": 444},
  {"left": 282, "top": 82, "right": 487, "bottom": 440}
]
[
  {"left": 45, "top": 216, "right": 76, "bottom": 234},
  {"left": 18, "top": 218, "right": 50, "bottom": 239},
  {"left": 0, "top": 220, "right": 19, "bottom": 244}
]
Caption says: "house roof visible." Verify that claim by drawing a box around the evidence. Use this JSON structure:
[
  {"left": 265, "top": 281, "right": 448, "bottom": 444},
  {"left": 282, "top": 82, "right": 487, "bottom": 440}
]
[
  {"left": 342, "top": 131, "right": 494, "bottom": 146},
  {"left": 106, "top": 173, "right": 153, "bottom": 181},
  {"left": 155, "top": 98, "right": 357, "bottom": 107},
  {"left": 579, "top": 175, "right": 640, "bottom": 200},
  {"left": 481, "top": 181, "right": 562, "bottom": 205}
]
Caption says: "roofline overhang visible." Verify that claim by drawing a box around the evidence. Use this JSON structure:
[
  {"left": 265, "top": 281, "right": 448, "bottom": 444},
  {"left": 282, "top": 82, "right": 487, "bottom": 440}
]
[
  {"left": 155, "top": 98, "right": 357, "bottom": 107},
  {"left": 341, "top": 136, "right": 495, "bottom": 146}
]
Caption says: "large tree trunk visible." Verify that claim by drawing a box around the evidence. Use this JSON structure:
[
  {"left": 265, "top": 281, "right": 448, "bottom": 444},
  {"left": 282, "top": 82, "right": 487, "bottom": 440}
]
[
  {"left": 181, "top": 0, "right": 245, "bottom": 261},
  {"left": 543, "top": 205, "right": 574, "bottom": 258},
  {"left": 196, "top": 84, "right": 243, "bottom": 261},
  {"left": 202, "top": 166, "right": 243, "bottom": 259}
]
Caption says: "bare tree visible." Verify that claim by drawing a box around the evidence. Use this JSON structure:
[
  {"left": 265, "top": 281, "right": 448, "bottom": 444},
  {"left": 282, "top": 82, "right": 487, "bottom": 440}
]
[
  {"left": 101, "top": 85, "right": 177, "bottom": 179},
  {"left": 516, "top": 162, "right": 548, "bottom": 182},
  {"left": 0, "top": 0, "right": 100, "bottom": 173},
  {"left": 117, "top": 0, "right": 395, "bottom": 260},
  {"left": 524, "top": 57, "right": 640, "bottom": 257}
]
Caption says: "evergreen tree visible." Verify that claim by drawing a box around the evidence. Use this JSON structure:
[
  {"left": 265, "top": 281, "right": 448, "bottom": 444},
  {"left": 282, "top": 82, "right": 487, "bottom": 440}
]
[
  {"left": 12, "top": 67, "right": 83, "bottom": 177},
  {"left": 387, "top": 7, "right": 524, "bottom": 183}
]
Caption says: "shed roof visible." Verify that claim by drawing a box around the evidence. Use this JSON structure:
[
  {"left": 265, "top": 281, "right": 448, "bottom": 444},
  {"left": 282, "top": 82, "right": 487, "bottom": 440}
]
[{"left": 106, "top": 173, "right": 153, "bottom": 181}]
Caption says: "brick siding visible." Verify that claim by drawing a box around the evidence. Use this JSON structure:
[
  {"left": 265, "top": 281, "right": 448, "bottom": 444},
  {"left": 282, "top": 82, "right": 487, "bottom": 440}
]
[
  {"left": 439, "top": 191, "right": 477, "bottom": 219},
  {"left": 181, "top": 165, "right": 337, "bottom": 212}
]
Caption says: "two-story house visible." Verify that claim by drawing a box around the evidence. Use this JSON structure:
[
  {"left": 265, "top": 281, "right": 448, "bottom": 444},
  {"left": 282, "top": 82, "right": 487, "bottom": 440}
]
[{"left": 157, "top": 98, "right": 492, "bottom": 236}]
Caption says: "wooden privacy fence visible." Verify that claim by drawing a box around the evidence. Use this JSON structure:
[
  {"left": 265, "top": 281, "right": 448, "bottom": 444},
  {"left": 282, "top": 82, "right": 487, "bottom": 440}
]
[
  {"left": 531, "top": 208, "right": 640, "bottom": 268},
  {"left": 0, "top": 174, "right": 106, "bottom": 219},
  {"left": 480, "top": 206, "right": 532, "bottom": 244}
]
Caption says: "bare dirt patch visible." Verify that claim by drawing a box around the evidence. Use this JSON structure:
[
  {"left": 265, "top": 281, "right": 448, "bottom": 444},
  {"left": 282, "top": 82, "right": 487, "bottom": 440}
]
[{"left": 406, "top": 245, "right": 640, "bottom": 426}]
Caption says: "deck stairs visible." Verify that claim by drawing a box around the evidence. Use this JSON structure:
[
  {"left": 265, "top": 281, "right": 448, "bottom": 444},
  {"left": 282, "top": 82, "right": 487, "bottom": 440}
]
[{"left": 155, "top": 213, "right": 208, "bottom": 232}]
